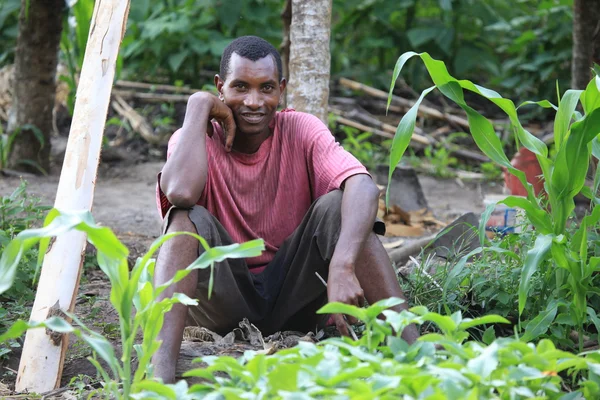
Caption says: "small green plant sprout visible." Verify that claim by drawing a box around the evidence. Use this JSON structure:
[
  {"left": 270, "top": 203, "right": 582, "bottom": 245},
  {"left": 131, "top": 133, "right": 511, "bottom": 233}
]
[
  {"left": 0, "top": 208, "right": 264, "bottom": 399},
  {"left": 387, "top": 52, "right": 600, "bottom": 350}
]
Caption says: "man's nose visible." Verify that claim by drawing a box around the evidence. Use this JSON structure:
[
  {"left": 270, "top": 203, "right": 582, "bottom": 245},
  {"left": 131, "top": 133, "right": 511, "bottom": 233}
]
[{"left": 244, "top": 90, "right": 263, "bottom": 109}]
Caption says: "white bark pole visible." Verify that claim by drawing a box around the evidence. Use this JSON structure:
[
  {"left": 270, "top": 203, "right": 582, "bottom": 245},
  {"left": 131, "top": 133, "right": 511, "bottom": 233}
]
[
  {"left": 16, "top": 0, "right": 131, "bottom": 392},
  {"left": 287, "top": 0, "right": 332, "bottom": 123}
]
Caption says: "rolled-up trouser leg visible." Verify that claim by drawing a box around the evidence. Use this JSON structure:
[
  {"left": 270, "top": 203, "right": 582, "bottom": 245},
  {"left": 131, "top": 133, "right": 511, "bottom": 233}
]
[{"left": 162, "top": 206, "right": 268, "bottom": 335}]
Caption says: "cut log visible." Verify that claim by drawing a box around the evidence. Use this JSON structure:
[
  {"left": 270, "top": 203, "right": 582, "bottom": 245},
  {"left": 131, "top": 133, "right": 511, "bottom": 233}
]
[
  {"left": 15, "top": 0, "right": 131, "bottom": 393},
  {"left": 339, "top": 77, "right": 470, "bottom": 130}
]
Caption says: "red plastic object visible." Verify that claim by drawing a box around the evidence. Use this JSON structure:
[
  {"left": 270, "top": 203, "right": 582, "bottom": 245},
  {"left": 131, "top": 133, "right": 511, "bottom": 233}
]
[{"left": 504, "top": 148, "right": 545, "bottom": 197}]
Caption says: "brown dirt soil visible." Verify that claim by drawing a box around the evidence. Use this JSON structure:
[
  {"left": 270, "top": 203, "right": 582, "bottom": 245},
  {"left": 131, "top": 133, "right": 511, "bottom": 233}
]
[{"left": 0, "top": 150, "right": 503, "bottom": 396}]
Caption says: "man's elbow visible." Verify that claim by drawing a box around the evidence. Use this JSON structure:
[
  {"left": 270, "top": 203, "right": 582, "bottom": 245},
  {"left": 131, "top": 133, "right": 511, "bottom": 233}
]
[{"left": 165, "top": 188, "right": 199, "bottom": 209}]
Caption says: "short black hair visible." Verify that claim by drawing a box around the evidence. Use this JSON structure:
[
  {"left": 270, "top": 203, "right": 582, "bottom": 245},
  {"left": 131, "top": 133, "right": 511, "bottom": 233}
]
[{"left": 220, "top": 36, "right": 283, "bottom": 81}]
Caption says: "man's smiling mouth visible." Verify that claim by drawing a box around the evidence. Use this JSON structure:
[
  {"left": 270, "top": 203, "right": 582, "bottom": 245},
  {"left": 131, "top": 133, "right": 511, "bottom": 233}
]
[{"left": 240, "top": 113, "right": 265, "bottom": 124}]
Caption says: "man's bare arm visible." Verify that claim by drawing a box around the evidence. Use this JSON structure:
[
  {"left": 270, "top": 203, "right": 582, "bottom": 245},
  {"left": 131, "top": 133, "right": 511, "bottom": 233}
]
[{"left": 160, "top": 92, "right": 236, "bottom": 208}]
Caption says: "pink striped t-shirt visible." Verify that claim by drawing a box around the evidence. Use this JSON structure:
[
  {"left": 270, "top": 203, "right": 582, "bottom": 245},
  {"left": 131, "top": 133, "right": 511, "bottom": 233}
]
[{"left": 156, "top": 110, "right": 369, "bottom": 273}]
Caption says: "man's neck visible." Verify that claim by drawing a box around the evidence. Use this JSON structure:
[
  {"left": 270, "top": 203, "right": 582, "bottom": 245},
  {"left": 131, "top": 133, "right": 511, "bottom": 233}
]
[{"left": 232, "top": 128, "right": 272, "bottom": 154}]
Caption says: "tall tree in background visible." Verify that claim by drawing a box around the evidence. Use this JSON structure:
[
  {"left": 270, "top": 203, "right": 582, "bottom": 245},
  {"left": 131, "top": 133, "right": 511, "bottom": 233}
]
[
  {"left": 287, "top": 0, "right": 332, "bottom": 123},
  {"left": 571, "top": 0, "right": 600, "bottom": 89},
  {"left": 7, "top": 0, "right": 64, "bottom": 173}
]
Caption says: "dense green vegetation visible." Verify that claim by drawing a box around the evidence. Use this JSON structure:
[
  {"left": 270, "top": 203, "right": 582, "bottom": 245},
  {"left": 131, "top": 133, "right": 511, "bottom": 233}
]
[{"left": 0, "top": 0, "right": 575, "bottom": 100}]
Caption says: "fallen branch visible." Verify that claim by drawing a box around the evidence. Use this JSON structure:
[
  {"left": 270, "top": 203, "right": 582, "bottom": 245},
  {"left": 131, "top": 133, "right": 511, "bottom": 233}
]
[
  {"left": 339, "top": 77, "right": 470, "bottom": 130},
  {"left": 113, "top": 89, "right": 190, "bottom": 103},
  {"left": 111, "top": 94, "right": 167, "bottom": 145},
  {"left": 114, "top": 80, "right": 199, "bottom": 94},
  {"left": 331, "top": 108, "right": 431, "bottom": 146},
  {"left": 387, "top": 235, "right": 436, "bottom": 265}
]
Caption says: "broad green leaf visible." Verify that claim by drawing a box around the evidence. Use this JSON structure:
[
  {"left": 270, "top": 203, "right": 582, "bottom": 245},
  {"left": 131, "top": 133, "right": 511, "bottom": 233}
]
[
  {"left": 521, "top": 300, "right": 559, "bottom": 342},
  {"left": 133, "top": 380, "right": 177, "bottom": 399},
  {"left": 582, "top": 76, "right": 600, "bottom": 115},
  {"left": 466, "top": 342, "right": 499, "bottom": 379},
  {"left": 587, "top": 307, "right": 600, "bottom": 336},
  {"left": 365, "top": 297, "right": 404, "bottom": 319},
  {"left": 554, "top": 89, "right": 583, "bottom": 149},
  {"left": 459, "top": 315, "right": 510, "bottom": 330},
  {"left": 518, "top": 234, "right": 553, "bottom": 316},
  {"left": 386, "top": 85, "right": 436, "bottom": 205},
  {"left": 317, "top": 302, "right": 367, "bottom": 322},
  {"left": 517, "top": 100, "right": 558, "bottom": 111},
  {"left": 500, "top": 196, "right": 552, "bottom": 235}
]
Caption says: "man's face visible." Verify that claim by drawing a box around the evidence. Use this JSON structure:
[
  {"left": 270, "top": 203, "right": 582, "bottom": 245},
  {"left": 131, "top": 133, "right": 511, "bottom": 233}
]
[{"left": 216, "top": 53, "right": 286, "bottom": 136}]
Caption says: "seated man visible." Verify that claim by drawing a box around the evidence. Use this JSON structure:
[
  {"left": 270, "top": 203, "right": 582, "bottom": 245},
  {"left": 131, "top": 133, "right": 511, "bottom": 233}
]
[{"left": 152, "top": 35, "right": 418, "bottom": 382}]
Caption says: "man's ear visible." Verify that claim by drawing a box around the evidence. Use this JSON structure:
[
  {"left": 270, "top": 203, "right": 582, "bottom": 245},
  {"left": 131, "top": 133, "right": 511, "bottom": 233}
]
[
  {"left": 215, "top": 74, "right": 224, "bottom": 97},
  {"left": 279, "top": 78, "right": 287, "bottom": 103}
]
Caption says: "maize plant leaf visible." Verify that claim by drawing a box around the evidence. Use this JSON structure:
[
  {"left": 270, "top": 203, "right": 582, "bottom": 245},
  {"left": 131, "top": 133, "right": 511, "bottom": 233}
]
[
  {"left": 420, "top": 52, "right": 547, "bottom": 158},
  {"left": 500, "top": 196, "right": 552, "bottom": 235},
  {"left": 478, "top": 202, "right": 496, "bottom": 246},
  {"left": 592, "top": 136, "right": 600, "bottom": 196},
  {"left": 387, "top": 51, "right": 419, "bottom": 113},
  {"left": 317, "top": 302, "right": 367, "bottom": 322},
  {"left": 554, "top": 90, "right": 583, "bottom": 149},
  {"left": 552, "top": 108, "right": 600, "bottom": 233},
  {"left": 582, "top": 75, "right": 600, "bottom": 115},
  {"left": 587, "top": 307, "right": 600, "bottom": 337},
  {"left": 521, "top": 299, "right": 559, "bottom": 342},
  {"left": 573, "top": 206, "right": 600, "bottom": 258},
  {"left": 517, "top": 100, "right": 558, "bottom": 111},
  {"left": 386, "top": 85, "right": 436, "bottom": 205},
  {"left": 518, "top": 234, "right": 553, "bottom": 316}
]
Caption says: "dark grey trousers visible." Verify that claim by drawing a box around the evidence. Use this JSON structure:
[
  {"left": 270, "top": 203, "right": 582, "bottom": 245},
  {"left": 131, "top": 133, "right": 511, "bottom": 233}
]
[{"left": 163, "top": 190, "right": 384, "bottom": 335}]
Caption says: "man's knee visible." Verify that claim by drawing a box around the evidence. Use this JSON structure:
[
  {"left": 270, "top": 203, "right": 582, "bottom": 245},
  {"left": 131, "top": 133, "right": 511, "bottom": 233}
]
[
  {"left": 312, "top": 190, "right": 343, "bottom": 222},
  {"left": 165, "top": 208, "right": 197, "bottom": 234}
]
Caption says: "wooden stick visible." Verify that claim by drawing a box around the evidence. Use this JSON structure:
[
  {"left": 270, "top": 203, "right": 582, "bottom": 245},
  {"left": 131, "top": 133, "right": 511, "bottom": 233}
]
[
  {"left": 114, "top": 79, "right": 199, "bottom": 94},
  {"left": 112, "top": 94, "right": 166, "bottom": 145},
  {"left": 16, "top": 0, "right": 131, "bottom": 392},
  {"left": 339, "top": 77, "right": 470, "bottom": 129},
  {"left": 331, "top": 109, "right": 431, "bottom": 147},
  {"left": 113, "top": 89, "right": 191, "bottom": 103}
]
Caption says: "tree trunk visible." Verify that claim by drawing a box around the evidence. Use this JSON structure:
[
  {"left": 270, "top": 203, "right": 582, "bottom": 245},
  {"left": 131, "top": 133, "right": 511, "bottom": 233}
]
[
  {"left": 287, "top": 0, "right": 332, "bottom": 123},
  {"left": 280, "top": 0, "right": 292, "bottom": 107},
  {"left": 7, "top": 0, "right": 64, "bottom": 173},
  {"left": 571, "top": 0, "right": 600, "bottom": 89}
]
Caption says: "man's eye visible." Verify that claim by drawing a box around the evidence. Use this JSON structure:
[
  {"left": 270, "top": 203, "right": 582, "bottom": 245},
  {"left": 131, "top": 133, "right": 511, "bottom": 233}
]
[
  {"left": 235, "top": 84, "right": 246, "bottom": 90},
  {"left": 263, "top": 85, "right": 274, "bottom": 92}
]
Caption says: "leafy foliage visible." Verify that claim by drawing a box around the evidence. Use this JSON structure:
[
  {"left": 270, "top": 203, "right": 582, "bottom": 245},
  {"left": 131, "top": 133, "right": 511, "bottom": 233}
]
[
  {"left": 0, "top": 208, "right": 264, "bottom": 398},
  {"left": 0, "top": 181, "right": 49, "bottom": 359},
  {"left": 0, "top": 0, "right": 576, "bottom": 102},
  {"left": 388, "top": 52, "right": 600, "bottom": 351}
]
